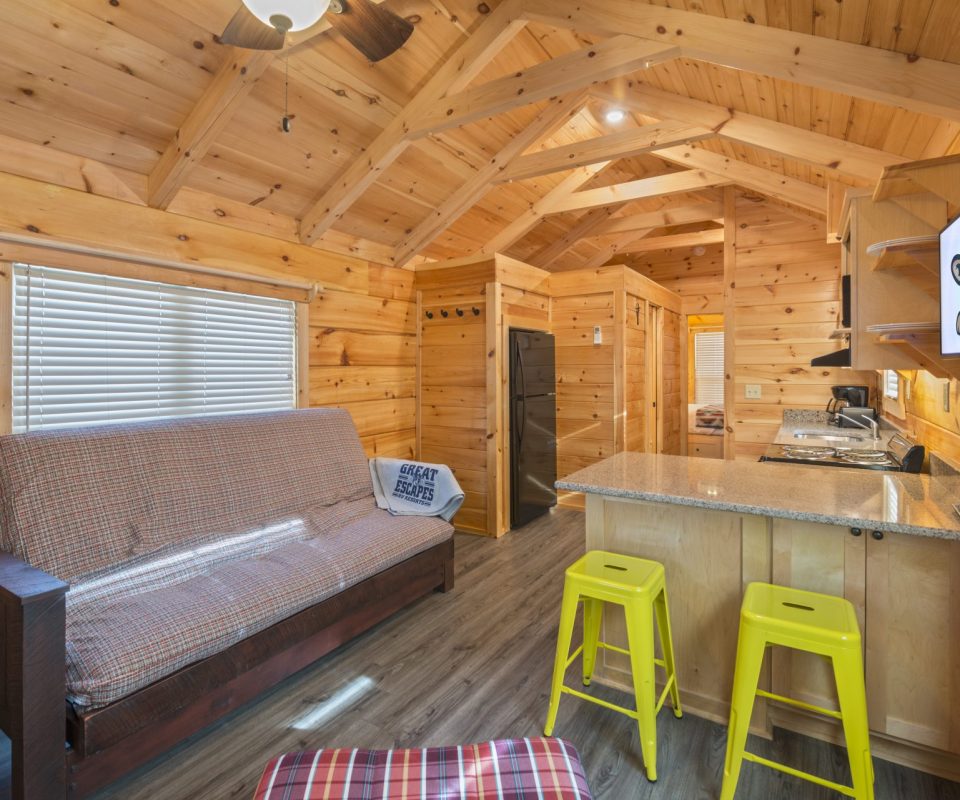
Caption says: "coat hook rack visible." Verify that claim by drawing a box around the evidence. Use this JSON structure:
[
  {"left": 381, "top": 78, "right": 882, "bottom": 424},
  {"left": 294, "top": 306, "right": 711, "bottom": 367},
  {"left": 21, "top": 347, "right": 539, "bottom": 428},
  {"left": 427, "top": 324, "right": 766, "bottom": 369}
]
[
  {"left": 440, "top": 309, "right": 449, "bottom": 318},
  {"left": 456, "top": 308, "right": 464, "bottom": 317},
  {"left": 472, "top": 307, "right": 480, "bottom": 316},
  {"left": 425, "top": 310, "right": 434, "bottom": 319}
]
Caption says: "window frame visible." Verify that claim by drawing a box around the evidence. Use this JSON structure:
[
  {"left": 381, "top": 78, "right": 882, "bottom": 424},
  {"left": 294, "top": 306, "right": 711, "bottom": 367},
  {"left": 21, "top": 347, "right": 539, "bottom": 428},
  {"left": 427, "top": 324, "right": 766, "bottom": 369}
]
[{"left": 5, "top": 259, "right": 310, "bottom": 434}]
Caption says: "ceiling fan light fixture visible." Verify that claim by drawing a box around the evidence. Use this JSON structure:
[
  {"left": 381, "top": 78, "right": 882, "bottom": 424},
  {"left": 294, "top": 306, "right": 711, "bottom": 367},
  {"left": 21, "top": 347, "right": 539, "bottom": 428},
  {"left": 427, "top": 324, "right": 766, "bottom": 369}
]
[{"left": 241, "top": 0, "right": 332, "bottom": 32}]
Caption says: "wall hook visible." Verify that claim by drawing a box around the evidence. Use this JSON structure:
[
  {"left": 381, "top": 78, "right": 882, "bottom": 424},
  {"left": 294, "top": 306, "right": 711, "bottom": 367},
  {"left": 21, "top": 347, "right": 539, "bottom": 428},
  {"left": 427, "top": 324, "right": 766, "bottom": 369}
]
[
  {"left": 472, "top": 307, "right": 481, "bottom": 316},
  {"left": 440, "top": 309, "right": 449, "bottom": 318},
  {"left": 425, "top": 310, "right": 434, "bottom": 319},
  {"left": 456, "top": 308, "right": 464, "bottom": 317}
]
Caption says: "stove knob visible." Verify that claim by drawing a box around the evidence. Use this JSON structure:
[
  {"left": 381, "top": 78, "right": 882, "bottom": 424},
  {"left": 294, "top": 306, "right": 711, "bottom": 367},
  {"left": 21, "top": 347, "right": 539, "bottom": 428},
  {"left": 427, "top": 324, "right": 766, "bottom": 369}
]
[
  {"left": 871, "top": 530, "right": 884, "bottom": 541},
  {"left": 850, "top": 527, "right": 863, "bottom": 537}
]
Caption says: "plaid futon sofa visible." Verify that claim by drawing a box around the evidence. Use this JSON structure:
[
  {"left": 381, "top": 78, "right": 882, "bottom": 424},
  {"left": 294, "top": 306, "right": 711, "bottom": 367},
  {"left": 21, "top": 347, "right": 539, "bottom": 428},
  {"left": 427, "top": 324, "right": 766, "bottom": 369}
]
[
  {"left": 0, "top": 409, "right": 454, "bottom": 711},
  {"left": 255, "top": 738, "right": 594, "bottom": 800}
]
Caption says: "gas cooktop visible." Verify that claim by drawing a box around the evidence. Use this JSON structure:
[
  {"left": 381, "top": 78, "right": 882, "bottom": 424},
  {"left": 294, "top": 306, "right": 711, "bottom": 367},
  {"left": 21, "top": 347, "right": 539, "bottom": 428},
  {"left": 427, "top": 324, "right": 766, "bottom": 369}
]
[{"left": 759, "top": 434, "right": 925, "bottom": 473}]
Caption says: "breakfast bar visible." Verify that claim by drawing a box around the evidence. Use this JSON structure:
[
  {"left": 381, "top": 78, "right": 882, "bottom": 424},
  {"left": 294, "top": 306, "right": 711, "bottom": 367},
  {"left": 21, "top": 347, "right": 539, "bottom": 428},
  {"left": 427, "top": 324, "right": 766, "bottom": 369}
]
[{"left": 557, "top": 453, "right": 960, "bottom": 781}]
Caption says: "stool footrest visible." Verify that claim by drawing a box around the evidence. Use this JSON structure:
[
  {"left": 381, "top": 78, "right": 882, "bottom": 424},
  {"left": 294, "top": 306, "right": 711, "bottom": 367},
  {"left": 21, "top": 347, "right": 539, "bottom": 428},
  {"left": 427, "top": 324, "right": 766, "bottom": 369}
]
[
  {"left": 655, "top": 675, "right": 677, "bottom": 715},
  {"left": 561, "top": 686, "right": 638, "bottom": 721},
  {"left": 742, "top": 752, "right": 857, "bottom": 798},
  {"left": 755, "top": 689, "right": 843, "bottom": 721},
  {"left": 564, "top": 644, "right": 585, "bottom": 670},
  {"left": 597, "top": 641, "right": 630, "bottom": 657}
]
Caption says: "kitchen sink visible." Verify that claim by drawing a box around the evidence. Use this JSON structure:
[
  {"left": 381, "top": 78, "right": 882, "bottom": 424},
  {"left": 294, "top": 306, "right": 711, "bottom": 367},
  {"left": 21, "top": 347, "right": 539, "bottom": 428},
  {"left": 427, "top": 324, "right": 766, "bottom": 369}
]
[{"left": 793, "top": 431, "right": 870, "bottom": 442}]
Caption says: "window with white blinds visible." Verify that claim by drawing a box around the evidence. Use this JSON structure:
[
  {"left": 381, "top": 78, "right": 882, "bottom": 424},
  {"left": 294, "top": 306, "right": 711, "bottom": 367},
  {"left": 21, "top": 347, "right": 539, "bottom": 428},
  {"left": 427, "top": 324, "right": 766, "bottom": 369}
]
[
  {"left": 694, "top": 330, "right": 724, "bottom": 404},
  {"left": 12, "top": 264, "right": 296, "bottom": 433},
  {"left": 883, "top": 370, "right": 900, "bottom": 400}
]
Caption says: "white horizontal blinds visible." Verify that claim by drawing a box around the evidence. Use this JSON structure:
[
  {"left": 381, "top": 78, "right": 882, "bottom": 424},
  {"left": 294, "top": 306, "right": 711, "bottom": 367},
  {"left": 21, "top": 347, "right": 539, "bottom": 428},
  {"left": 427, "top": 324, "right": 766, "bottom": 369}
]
[
  {"left": 884, "top": 370, "right": 899, "bottom": 400},
  {"left": 694, "top": 330, "right": 724, "bottom": 404},
  {"left": 12, "top": 264, "right": 296, "bottom": 433}
]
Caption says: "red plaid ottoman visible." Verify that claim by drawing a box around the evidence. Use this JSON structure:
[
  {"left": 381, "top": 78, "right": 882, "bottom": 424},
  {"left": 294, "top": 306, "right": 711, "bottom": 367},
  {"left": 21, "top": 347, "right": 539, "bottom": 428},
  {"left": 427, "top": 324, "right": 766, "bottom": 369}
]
[{"left": 254, "top": 737, "right": 594, "bottom": 799}]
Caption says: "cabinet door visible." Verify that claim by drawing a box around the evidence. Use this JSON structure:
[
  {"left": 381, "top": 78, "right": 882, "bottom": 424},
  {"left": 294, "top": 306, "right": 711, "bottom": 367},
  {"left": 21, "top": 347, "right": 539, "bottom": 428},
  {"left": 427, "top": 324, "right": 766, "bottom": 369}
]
[
  {"left": 770, "top": 519, "right": 866, "bottom": 714},
  {"left": 866, "top": 532, "right": 960, "bottom": 753}
]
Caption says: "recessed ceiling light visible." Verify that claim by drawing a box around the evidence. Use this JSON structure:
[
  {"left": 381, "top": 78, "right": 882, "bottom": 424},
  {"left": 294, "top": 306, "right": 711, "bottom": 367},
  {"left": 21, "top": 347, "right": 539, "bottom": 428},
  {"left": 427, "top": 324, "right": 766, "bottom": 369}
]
[{"left": 605, "top": 109, "right": 626, "bottom": 124}]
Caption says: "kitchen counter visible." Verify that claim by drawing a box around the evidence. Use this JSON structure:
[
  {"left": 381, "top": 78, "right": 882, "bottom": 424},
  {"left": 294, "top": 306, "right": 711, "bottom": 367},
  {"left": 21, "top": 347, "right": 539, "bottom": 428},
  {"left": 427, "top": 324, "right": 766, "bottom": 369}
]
[
  {"left": 771, "top": 408, "right": 896, "bottom": 451},
  {"left": 556, "top": 451, "right": 960, "bottom": 540},
  {"left": 559, "top": 452, "right": 960, "bottom": 778}
]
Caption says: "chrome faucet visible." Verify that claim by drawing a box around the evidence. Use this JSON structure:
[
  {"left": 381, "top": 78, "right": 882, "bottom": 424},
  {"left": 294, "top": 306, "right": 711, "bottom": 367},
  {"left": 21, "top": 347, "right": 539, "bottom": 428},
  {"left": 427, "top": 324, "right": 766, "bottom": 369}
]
[{"left": 836, "top": 413, "right": 880, "bottom": 443}]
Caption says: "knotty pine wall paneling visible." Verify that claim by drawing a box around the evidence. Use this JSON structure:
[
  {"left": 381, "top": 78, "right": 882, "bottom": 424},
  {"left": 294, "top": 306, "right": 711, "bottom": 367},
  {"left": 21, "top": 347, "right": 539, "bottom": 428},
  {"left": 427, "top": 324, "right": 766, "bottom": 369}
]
[
  {"left": 418, "top": 281, "right": 490, "bottom": 535},
  {"left": 732, "top": 195, "right": 875, "bottom": 459},
  {"left": 0, "top": 172, "right": 420, "bottom": 460}
]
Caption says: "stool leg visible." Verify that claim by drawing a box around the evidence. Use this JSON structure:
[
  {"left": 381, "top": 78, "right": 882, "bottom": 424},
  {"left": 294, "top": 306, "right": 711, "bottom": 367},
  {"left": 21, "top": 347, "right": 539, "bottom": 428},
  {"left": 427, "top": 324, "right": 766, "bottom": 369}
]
[
  {"left": 544, "top": 582, "right": 580, "bottom": 736},
  {"left": 625, "top": 597, "right": 659, "bottom": 782},
  {"left": 653, "top": 587, "right": 682, "bottom": 719},
  {"left": 582, "top": 598, "right": 602, "bottom": 686},
  {"left": 720, "top": 624, "right": 767, "bottom": 800},
  {"left": 832, "top": 649, "right": 875, "bottom": 800}
]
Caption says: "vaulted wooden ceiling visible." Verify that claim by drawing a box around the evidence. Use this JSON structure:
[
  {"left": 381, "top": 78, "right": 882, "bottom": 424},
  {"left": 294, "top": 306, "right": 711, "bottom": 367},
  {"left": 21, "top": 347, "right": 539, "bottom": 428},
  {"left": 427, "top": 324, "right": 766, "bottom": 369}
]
[{"left": 2, "top": 0, "right": 959, "bottom": 271}]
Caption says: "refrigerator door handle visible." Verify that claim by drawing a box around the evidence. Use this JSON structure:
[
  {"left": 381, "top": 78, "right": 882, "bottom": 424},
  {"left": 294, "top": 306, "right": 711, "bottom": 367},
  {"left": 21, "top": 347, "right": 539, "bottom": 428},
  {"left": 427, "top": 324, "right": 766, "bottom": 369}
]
[{"left": 516, "top": 346, "right": 526, "bottom": 448}]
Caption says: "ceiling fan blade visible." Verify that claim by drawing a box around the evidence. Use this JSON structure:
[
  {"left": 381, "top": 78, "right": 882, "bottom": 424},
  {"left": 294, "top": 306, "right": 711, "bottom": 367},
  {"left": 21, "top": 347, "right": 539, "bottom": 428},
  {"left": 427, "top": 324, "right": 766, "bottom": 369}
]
[
  {"left": 328, "top": 0, "right": 414, "bottom": 62},
  {"left": 219, "top": 5, "right": 286, "bottom": 51}
]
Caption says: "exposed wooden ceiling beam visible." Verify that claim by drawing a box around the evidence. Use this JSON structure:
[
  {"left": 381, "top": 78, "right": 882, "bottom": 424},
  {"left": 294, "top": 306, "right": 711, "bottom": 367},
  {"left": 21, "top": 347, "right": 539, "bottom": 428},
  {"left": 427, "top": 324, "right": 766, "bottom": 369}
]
[
  {"left": 393, "top": 92, "right": 590, "bottom": 266},
  {"left": 495, "top": 120, "right": 712, "bottom": 184},
  {"left": 591, "top": 200, "right": 724, "bottom": 236},
  {"left": 595, "top": 85, "right": 908, "bottom": 183},
  {"left": 525, "top": 207, "right": 621, "bottom": 267},
  {"left": 613, "top": 228, "right": 725, "bottom": 255},
  {"left": 522, "top": 0, "right": 960, "bottom": 123},
  {"left": 299, "top": 0, "right": 528, "bottom": 245},
  {"left": 148, "top": 49, "right": 274, "bottom": 209},
  {"left": 578, "top": 229, "right": 655, "bottom": 270},
  {"left": 406, "top": 37, "right": 679, "bottom": 138},
  {"left": 652, "top": 146, "right": 827, "bottom": 214},
  {"left": 549, "top": 170, "right": 729, "bottom": 215},
  {"left": 477, "top": 162, "right": 611, "bottom": 256}
]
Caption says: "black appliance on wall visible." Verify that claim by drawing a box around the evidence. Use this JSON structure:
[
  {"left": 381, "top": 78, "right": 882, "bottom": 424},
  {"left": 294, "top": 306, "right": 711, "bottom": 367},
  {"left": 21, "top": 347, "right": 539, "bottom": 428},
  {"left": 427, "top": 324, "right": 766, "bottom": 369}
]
[
  {"left": 509, "top": 329, "right": 557, "bottom": 528},
  {"left": 760, "top": 433, "right": 925, "bottom": 472}
]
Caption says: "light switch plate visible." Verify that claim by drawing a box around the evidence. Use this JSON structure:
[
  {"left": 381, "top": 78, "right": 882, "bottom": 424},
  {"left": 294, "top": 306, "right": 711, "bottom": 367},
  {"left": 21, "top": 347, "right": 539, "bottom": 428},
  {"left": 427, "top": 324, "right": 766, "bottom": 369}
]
[
  {"left": 745, "top": 384, "right": 762, "bottom": 399},
  {"left": 593, "top": 326, "right": 602, "bottom": 345}
]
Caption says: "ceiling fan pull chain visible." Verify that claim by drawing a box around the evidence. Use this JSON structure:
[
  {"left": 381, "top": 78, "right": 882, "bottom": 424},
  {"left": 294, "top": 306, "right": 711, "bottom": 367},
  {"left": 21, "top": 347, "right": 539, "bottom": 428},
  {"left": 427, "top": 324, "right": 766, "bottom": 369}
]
[{"left": 281, "top": 56, "right": 292, "bottom": 134}]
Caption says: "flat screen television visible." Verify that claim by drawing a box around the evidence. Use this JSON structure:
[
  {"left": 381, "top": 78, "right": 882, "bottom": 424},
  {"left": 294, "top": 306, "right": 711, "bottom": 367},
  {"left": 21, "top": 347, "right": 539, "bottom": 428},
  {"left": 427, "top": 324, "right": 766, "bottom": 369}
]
[{"left": 941, "top": 214, "right": 960, "bottom": 355}]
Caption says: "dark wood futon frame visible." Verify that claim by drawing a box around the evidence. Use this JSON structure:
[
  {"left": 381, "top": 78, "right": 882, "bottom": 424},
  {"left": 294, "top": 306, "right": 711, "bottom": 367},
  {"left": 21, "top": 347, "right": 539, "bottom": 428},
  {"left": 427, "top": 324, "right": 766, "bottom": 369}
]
[{"left": 0, "top": 538, "right": 455, "bottom": 799}]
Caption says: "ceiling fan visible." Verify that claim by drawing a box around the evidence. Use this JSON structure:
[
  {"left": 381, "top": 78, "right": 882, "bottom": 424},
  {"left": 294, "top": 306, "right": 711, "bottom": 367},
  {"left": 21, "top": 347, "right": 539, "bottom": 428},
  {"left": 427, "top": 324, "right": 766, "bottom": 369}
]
[{"left": 220, "top": 0, "right": 414, "bottom": 62}]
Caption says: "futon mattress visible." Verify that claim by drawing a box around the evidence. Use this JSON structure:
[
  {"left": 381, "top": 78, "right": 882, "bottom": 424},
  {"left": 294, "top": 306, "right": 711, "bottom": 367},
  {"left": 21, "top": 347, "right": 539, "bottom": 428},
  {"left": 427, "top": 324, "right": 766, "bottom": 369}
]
[{"left": 255, "top": 738, "right": 594, "bottom": 800}]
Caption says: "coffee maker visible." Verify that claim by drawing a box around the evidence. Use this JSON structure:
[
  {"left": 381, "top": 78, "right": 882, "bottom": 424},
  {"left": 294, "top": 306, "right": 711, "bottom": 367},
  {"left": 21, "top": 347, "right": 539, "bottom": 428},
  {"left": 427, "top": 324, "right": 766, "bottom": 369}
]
[{"left": 827, "top": 385, "right": 872, "bottom": 425}]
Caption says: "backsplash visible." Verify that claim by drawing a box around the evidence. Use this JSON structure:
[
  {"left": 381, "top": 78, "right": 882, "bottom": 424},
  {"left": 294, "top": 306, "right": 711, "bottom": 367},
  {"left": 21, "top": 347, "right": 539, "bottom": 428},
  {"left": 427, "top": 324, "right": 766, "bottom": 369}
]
[{"left": 782, "top": 409, "right": 832, "bottom": 425}]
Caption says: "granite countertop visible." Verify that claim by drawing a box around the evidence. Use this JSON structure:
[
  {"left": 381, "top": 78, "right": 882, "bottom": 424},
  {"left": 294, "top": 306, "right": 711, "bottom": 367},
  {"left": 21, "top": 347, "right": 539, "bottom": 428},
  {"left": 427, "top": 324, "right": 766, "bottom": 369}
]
[
  {"left": 772, "top": 409, "right": 896, "bottom": 451},
  {"left": 556, "top": 452, "right": 960, "bottom": 541}
]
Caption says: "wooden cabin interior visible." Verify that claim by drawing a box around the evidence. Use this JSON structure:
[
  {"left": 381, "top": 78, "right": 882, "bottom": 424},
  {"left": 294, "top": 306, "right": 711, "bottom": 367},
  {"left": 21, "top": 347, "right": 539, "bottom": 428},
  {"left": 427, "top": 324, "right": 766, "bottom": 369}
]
[{"left": 1, "top": 2, "right": 960, "bottom": 798}]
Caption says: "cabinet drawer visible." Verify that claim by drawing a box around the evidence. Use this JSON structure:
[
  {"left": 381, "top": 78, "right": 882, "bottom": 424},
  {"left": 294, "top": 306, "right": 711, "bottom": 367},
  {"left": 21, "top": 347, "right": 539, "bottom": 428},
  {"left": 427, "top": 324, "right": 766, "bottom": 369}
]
[{"left": 688, "top": 437, "right": 723, "bottom": 459}]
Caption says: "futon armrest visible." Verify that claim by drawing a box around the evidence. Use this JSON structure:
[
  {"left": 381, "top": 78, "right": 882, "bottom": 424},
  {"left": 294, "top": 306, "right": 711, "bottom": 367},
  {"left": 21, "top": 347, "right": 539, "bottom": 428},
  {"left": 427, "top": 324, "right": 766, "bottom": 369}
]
[
  {"left": 0, "top": 552, "right": 68, "bottom": 799},
  {"left": 0, "top": 552, "right": 68, "bottom": 605}
]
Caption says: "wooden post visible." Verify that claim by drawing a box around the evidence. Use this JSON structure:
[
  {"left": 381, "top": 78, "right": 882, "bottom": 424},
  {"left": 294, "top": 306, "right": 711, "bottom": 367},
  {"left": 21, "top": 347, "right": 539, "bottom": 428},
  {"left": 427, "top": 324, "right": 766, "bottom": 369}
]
[
  {"left": 485, "top": 282, "right": 504, "bottom": 536},
  {"left": 295, "top": 302, "right": 311, "bottom": 410},
  {"left": 723, "top": 187, "right": 737, "bottom": 460}
]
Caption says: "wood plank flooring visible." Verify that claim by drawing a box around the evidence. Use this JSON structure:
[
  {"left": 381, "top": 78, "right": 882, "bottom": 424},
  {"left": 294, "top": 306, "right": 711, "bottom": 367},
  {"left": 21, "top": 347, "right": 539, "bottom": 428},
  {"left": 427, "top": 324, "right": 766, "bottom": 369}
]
[{"left": 8, "top": 507, "right": 960, "bottom": 799}]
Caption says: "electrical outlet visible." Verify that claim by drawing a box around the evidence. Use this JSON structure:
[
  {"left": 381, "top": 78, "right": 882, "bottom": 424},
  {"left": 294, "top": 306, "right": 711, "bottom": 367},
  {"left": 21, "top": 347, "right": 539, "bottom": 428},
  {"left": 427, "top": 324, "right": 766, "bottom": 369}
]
[
  {"left": 593, "top": 326, "right": 602, "bottom": 345},
  {"left": 745, "top": 384, "right": 762, "bottom": 400}
]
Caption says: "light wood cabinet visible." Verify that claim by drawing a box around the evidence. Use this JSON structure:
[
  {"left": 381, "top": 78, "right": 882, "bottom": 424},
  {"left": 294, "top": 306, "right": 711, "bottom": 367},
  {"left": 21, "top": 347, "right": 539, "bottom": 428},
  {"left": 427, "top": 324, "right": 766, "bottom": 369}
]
[
  {"left": 866, "top": 531, "right": 960, "bottom": 755},
  {"left": 770, "top": 519, "right": 866, "bottom": 715}
]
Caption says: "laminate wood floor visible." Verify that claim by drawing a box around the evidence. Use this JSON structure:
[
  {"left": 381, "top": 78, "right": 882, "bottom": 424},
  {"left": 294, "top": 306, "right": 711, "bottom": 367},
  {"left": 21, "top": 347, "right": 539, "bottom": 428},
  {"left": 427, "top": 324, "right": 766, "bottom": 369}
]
[{"left": 12, "top": 508, "right": 960, "bottom": 799}]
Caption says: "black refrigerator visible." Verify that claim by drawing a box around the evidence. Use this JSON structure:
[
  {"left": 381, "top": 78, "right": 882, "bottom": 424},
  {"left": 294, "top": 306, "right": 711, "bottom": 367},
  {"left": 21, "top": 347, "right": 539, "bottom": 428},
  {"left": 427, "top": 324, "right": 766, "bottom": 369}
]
[{"left": 510, "top": 329, "right": 557, "bottom": 528}]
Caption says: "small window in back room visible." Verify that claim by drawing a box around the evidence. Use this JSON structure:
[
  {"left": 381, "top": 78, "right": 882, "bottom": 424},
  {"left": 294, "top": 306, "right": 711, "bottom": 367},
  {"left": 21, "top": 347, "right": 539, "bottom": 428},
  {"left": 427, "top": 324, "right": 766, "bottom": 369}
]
[
  {"left": 883, "top": 369, "right": 899, "bottom": 400},
  {"left": 694, "top": 330, "right": 724, "bottom": 404},
  {"left": 12, "top": 263, "right": 297, "bottom": 433}
]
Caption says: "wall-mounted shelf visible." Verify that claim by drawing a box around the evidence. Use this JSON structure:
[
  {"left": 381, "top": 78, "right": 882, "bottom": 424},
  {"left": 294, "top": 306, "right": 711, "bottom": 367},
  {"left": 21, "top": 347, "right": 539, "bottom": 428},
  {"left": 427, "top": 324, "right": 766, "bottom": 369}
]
[
  {"left": 870, "top": 327, "right": 959, "bottom": 380},
  {"left": 866, "top": 235, "right": 939, "bottom": 275}
]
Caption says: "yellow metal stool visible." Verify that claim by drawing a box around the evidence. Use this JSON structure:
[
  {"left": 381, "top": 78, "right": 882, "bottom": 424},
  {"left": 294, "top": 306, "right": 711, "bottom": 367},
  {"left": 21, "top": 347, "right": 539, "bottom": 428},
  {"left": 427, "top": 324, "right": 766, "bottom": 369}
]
[
  {"left": 544, "top": 550, "right": 681, "bottom": 782},
  {"left": 721, "top": 582, "right": 874, "bottom": 800}
]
